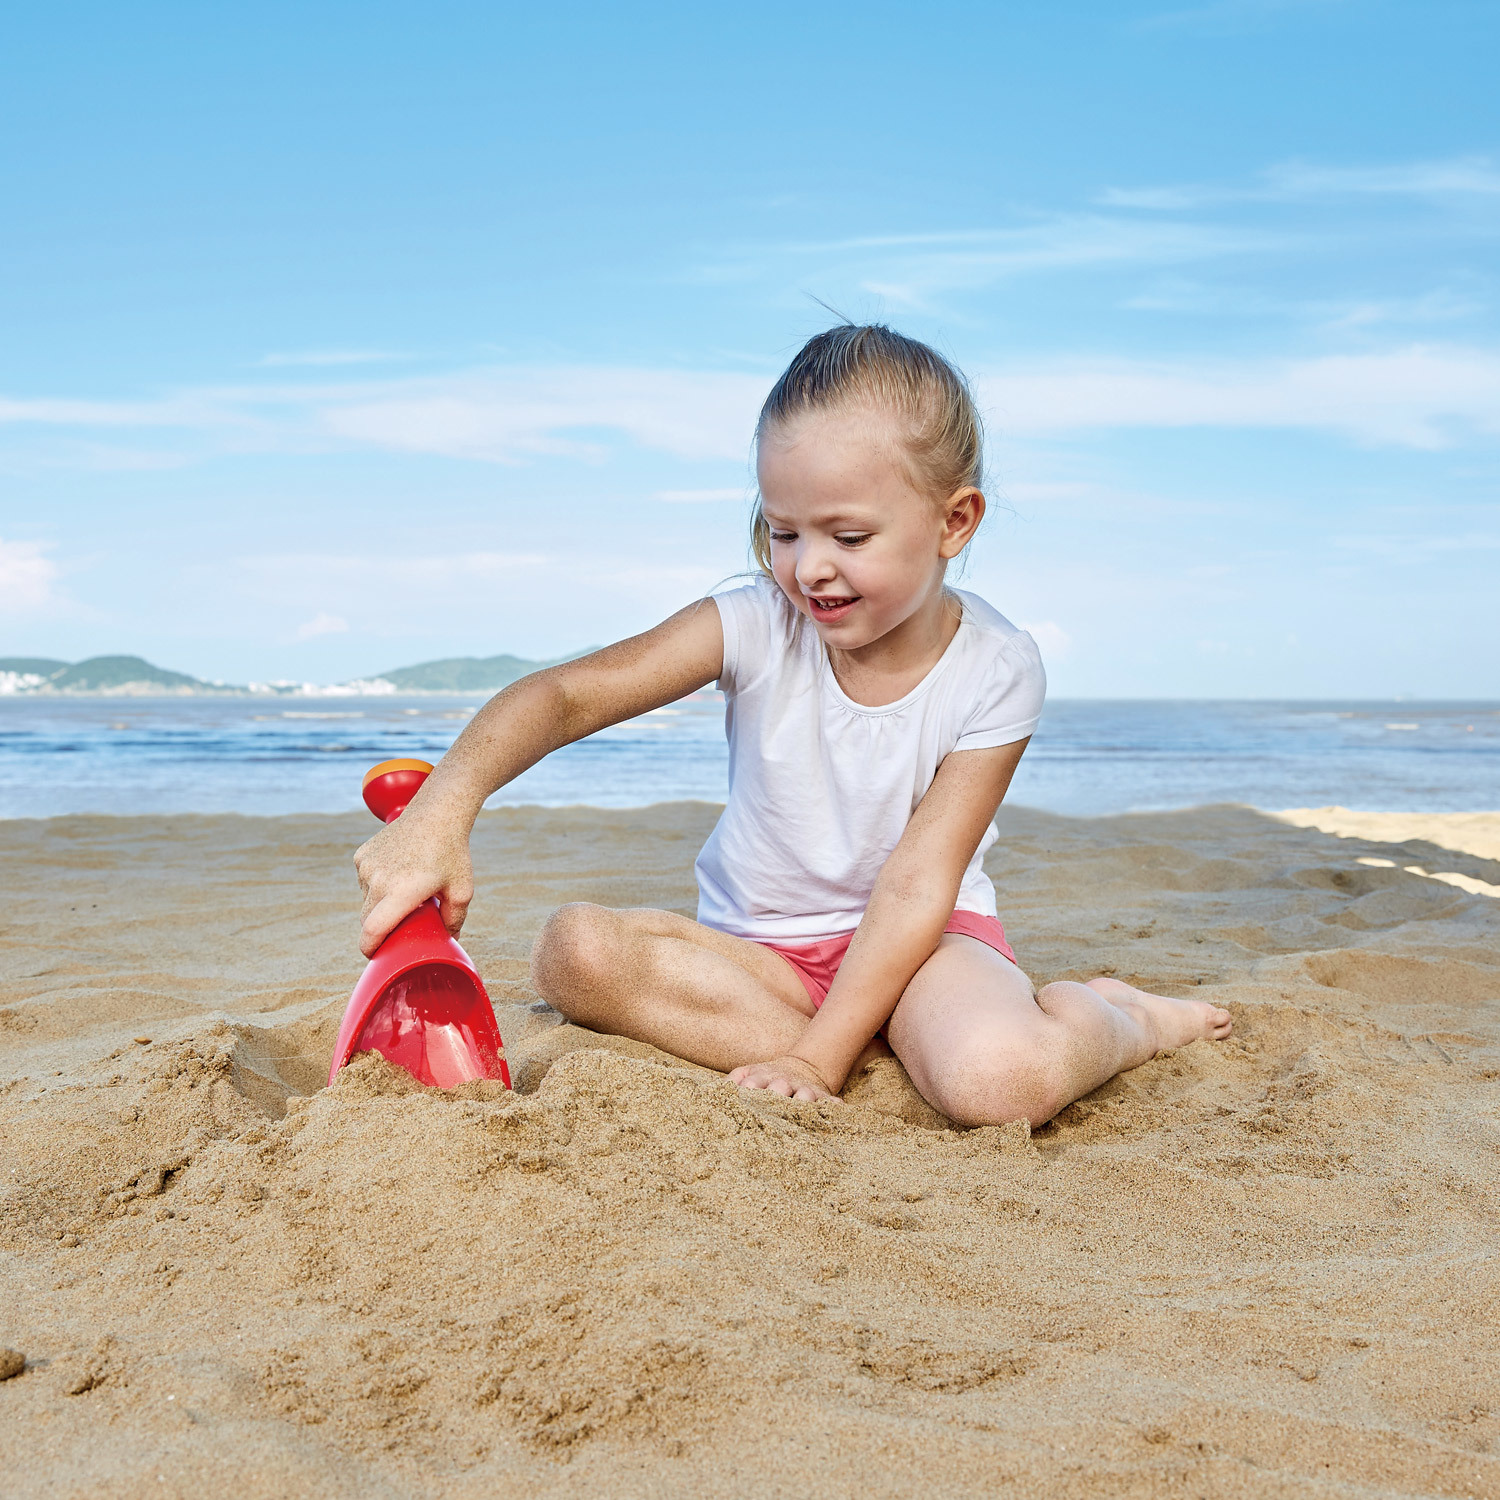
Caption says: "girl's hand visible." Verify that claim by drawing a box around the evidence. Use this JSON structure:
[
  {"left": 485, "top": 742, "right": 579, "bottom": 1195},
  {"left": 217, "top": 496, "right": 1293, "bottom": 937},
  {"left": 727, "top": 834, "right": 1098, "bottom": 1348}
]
[
  {"left": 353, "top": 815, "right": 474, "bottom": 957},
  {"left": 727, "top": 1055, "right": 838, "bottom": 1103}
]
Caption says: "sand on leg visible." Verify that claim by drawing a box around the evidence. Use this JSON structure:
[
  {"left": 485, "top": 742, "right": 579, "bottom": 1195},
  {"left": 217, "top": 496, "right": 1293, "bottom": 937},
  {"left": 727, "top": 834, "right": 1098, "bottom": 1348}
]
[
  {"left": 531, "top": 903, "right": 818, "bottom": 1073},
  {"left": 887, "top": 934, "right": 1232, "bottom": 1127}
]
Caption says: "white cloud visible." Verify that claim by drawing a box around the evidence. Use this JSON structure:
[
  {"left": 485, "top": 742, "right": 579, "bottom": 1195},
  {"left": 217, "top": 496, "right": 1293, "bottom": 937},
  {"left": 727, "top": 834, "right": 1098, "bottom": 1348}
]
[
  {"left": 1097, "top": 186, "right": 1209, "bottom": 211},
  {"left": 977, "top": 345, "right": 1500, "bottom": 449},
  {"left": 1265, "top": 158, "right": 1500, "bottom": 198},
  {"left": 2, "top": 344, "right": 1497, "bottom": 478},
  {"left": 726, "top": 217, "right": 1281, "bottom": 307},
  {"left": 1331, "top": 531, "right": 1500, "bottom": 557},
  {"left": 294, "top": 612, "right": 350, "bottom": 640},
  {"left": 315, "top": 367, "right": 767, "bottom": 464},
  {"left": 0, "top": 392, "right": 242, "bottom": 429},
  {"left": 258, "top": 351, "right": 403, "bottom": 367},
  {"left": 1101, "top": 155, "right": 1500, "bottom": 210},
  {"left": 0, "top": 366, "right": 768, "bottom": 466},
  {"left": 654, "top": 488, "right": 747, "bottom": 503},
  {"left": 0, "top": 537, "right": 60, "bottom": 613}
]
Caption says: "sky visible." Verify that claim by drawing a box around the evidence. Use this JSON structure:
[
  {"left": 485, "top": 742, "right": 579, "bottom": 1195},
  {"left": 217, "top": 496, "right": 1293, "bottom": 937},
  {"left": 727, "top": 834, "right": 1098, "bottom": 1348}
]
[{"left": 1, "top": 0, "right": 1496, "bottom": 697}]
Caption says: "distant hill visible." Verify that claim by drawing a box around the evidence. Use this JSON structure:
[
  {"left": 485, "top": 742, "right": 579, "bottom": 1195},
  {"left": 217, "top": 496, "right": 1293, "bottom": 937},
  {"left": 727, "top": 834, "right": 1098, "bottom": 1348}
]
[
  {"left": 0, "top": 650, "right": 593, "bottom": 696},
  {"left": 0, "top": 655, "right": 219, "bottom": 694},
  {"left": 0, "top": 657, "right": 70, "bottom": 678},
  {"left": 373, "top": 651, "right": 589, "bottom": 692}
]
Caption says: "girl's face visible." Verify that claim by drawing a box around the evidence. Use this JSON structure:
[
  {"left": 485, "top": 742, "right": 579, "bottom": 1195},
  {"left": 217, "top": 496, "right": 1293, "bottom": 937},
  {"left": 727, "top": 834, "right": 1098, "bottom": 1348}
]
[{"left": 756, "top": 407, "right": 983, "bottom": 651}]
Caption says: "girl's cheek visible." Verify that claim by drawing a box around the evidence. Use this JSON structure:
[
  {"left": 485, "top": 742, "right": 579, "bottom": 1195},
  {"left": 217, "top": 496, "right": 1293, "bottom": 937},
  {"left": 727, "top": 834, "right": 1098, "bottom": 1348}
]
[{"left": 771, "top": 558, "right": 804, "bottom": 609}]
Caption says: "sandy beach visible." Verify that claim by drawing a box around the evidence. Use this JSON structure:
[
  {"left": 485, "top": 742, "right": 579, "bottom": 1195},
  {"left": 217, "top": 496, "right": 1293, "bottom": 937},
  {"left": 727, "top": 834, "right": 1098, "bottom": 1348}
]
[{"left": 2, "top": 801, "right": 1498, "bottom": 1497}]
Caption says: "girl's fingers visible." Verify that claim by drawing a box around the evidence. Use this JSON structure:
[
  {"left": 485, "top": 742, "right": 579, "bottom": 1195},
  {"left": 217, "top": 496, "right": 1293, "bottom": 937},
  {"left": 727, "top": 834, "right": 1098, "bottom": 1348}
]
[{"left": 359, "top": 885, "right": 432, "bottom": 955}]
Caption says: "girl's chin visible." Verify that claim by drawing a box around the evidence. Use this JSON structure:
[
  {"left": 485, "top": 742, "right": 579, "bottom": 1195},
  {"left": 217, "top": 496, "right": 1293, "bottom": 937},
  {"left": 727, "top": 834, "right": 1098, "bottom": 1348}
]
[{"left": 810, "top": 609, "right": 886, "bottom": 648}]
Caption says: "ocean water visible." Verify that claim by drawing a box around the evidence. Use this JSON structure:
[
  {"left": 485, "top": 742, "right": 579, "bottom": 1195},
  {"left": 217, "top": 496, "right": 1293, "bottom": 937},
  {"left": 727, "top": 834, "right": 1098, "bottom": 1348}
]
[{"left": 0, "top": 694, "right": 1496, "bottom": 820}]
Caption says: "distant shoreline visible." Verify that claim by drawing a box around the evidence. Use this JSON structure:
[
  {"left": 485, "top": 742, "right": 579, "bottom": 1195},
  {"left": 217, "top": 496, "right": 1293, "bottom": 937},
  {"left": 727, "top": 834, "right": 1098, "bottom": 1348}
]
[
  {"left": 0, "top": 683, "right": 475, "bottom": 699},
  {"left": 0, "top": 649, "right": 587, "bottom": 698}
]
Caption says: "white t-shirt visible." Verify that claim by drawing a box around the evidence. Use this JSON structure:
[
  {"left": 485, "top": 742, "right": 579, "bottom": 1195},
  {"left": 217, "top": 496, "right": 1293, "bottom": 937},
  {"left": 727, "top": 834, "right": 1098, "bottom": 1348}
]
[{"left": 694, "top": 577, "right": 1046, "bottom": 942}]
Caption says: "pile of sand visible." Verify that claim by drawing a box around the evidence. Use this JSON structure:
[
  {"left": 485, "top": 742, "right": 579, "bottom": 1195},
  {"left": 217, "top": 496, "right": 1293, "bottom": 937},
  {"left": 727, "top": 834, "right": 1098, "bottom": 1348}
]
[
  {"left": 1272, "top": 806, "right": 1500, "bottom": 862},
  {"left": 2, "top": 803, "right": 1498, "bottom": 1496},
  {"left": 1272, "top": 808, "right": 1500, "bottom": 898}
]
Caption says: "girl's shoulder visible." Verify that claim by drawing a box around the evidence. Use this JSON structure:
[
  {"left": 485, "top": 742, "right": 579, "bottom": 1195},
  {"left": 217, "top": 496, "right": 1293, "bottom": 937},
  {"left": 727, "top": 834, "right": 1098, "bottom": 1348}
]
[
  {"left": 711, "top": 575, "right": 807, "bottom": 692},
  {"left": 711, "top": 574, "right": 799, "bottom": 637},
  {"left": 951, "top": 588, "right": 1043, "bottom": 666},
  {"left": 945, "top": 591, "right": 1047, "bottom": 749}
]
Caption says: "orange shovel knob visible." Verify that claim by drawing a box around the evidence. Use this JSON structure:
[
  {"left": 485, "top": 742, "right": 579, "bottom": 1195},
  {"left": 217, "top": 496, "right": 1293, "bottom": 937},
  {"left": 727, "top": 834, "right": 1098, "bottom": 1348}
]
[{"left": 362, "top": 758, "right": 436, "bottom": 823}]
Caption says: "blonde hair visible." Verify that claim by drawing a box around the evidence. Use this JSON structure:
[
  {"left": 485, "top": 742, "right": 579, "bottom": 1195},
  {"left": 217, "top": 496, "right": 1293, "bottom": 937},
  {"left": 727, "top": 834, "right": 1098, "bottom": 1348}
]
[{"left": 750, "top": 324, "right": 983, "bottom": 574}]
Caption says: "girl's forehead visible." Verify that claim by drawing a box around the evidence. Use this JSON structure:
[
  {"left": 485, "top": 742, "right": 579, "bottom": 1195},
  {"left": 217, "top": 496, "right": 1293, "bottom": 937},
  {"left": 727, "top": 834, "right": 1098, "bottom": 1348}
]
[
  {"left": 761, "top": 403, "right": 902, "bottom": 451},
  {"left": 759, "top": 413, "right": 913, "bottom": 489}
]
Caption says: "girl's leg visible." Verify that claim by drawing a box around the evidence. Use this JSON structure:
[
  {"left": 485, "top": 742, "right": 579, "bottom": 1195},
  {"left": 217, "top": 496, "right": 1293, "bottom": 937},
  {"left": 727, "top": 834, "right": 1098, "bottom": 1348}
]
[
  {"left": 530, "top": 903, "right": 817, "bottom": 1073},
  {"left": 887, "top": 934, "right": 1233, "bottom": 1127}
]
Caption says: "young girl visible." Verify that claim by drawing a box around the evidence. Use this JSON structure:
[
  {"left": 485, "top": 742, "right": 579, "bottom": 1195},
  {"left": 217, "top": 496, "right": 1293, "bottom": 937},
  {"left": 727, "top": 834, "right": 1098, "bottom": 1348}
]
[{"left": 354, "top": 325, "right": 1231, "bottom": 1125}]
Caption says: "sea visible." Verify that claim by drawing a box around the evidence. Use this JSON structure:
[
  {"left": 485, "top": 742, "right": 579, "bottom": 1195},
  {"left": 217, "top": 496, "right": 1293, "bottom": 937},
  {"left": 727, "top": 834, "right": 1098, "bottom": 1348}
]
[{"left": 1, "top": 694, "right": 1496, "bottom": 821}]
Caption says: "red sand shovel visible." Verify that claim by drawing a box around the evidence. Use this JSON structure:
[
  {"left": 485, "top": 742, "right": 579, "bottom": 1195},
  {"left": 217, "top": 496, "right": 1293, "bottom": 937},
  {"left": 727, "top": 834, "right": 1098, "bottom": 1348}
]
[{"left": 328, "top": 758, "right": 512, "bottom": 1091}]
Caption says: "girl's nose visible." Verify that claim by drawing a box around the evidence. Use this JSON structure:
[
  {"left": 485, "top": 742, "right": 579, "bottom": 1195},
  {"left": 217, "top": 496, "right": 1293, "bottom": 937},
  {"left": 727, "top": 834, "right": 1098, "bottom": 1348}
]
[{"left": 795, "top": 541, "right": 837, "bottom": 588}]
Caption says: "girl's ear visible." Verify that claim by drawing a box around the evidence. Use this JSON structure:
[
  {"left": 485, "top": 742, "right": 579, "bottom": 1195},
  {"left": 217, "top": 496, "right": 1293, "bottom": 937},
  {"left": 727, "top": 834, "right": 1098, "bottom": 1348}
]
[{"left": 939, "top": 488, "right": 985, "bottom": 559}]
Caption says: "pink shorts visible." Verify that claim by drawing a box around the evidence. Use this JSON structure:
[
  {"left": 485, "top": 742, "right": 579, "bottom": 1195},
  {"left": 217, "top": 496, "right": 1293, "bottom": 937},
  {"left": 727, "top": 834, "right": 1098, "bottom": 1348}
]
[{"left": 756, "top": 911, "right": 1017, "bottom": 1010}]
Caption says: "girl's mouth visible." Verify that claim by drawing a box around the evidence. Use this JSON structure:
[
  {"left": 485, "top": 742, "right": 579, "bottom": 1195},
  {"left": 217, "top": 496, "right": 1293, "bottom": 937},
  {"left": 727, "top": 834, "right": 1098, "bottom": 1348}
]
[{"left": 807, "top": 594, "right": 859, "bottom": 623}]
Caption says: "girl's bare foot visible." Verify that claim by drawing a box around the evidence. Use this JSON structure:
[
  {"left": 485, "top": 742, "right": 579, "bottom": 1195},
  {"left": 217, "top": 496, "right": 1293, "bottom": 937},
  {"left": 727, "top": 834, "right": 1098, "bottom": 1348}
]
[{"left": 1085, "top": 976, "right": 1233, "bottom": 1052}]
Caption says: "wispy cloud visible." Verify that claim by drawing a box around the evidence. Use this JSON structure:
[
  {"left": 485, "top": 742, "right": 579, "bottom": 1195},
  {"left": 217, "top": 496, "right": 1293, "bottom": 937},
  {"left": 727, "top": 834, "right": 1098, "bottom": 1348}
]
[
  {"left": 1101, "top": 155, "right": 1500, "bottom": 210},
  {"left": 258, "top": 350, "right": 405, "bottom": 367},
  {"left": 293, "top": 611, "right": 350, "bottom": 640},
  {"left": 704, "top": 216, "right": 1282, "bottom": 307},
  {"left": 978, "top": 345, "right": 1500, "bottom": 448},
  {"left": 1120, "top": 278, "right": 1486, "bottom": 330},
  {"left": 0, "top": 537, "right": 61, "bottom": 613},
  {"left": 317, "top": 367, "right": 765, "bottom": 464},
  {"left": 2, "top": 344, "right": 1497, "bottom": 476},
  {"left": 1266, "top": 158, "right": 1500, "bottom": 198},
  {"left": 1331, "top": 530, "right": 1500, "bottom": 556},
  {"left": 0, "top": 366, "right": 769, "bottom": 467}
]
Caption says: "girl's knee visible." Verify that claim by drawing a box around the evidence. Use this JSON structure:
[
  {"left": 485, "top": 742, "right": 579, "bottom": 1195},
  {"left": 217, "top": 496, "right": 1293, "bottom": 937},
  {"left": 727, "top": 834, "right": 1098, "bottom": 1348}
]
[
  {"left": 1035, "top": 978, "right": 1099, "bottom": 1014},
  {"left": 925, "top": 1033, "right": 1070, "bottom": 1128},
  {"left": 530, "top": 903, "right": 624, "bottom": 1006}
]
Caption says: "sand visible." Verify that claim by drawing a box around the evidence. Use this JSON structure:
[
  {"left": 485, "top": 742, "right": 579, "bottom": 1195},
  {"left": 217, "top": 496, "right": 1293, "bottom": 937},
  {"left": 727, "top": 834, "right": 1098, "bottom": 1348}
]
[
  {"left": 2, "top": 801, "right": 1499, "bottom": 1497},
  {"left": 1271, "top": 809, "right": 1500, "bottom": 899}
]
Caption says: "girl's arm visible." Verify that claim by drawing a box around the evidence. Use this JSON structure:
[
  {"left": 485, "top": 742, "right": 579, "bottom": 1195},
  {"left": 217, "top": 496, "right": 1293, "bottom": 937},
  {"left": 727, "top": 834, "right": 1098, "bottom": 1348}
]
[
  {"left": 354, "top": 599, "right": 724, "bottom": 954},
  {"left": 729, "top": 738, "right": 1030, "bottom": 1099}
]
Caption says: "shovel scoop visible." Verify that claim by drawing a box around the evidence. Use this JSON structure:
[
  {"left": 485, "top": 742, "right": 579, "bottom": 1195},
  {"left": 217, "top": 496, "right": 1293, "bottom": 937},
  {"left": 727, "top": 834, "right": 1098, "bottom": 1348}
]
[{"left": 328, "top": 758, "right": 512, "bottom": 1090}]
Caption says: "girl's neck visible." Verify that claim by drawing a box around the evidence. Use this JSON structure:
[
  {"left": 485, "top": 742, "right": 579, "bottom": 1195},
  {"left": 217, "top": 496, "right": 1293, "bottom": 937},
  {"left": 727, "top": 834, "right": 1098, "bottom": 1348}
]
[{"left": 825, "top": 587, "right": 962, "bottom": 708}]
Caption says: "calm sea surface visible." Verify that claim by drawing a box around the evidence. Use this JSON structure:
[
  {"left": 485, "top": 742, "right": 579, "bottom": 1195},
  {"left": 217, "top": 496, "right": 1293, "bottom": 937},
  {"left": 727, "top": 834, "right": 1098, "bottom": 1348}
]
[{"left": 0, "top": 695, "right": 1496, "bottom": 820}]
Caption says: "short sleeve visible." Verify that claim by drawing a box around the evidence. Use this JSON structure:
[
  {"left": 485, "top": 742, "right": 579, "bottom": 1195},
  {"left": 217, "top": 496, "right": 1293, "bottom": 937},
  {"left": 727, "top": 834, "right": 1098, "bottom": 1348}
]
[
  {"left": 953, "top": 630, "right": 1047, "bottom": 752},
  {"left": 711, "top": 579, "right": 779, "bottom": 696}
]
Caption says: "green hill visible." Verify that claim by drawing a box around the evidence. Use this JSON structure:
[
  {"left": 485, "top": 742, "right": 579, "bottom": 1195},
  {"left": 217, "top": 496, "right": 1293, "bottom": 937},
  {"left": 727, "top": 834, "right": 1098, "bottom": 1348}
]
[
  {"left": 374, "top": 651, "right": 588, "bottom": 692},
  {"left": 52, "top": 656, "right": 208, "bottom": 691},
  {"left": 0, "top": 655, "right": 218, "bottom": 692},
  {"left": 0, "top": 658, "right": 70, "bottom": 679}
]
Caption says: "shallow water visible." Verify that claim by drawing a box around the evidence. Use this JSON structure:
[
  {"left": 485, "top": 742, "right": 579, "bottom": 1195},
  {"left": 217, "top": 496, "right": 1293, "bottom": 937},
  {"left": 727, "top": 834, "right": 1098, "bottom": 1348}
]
[{"left": 0, "top": 693, "right": 1495, "bottom": 818}]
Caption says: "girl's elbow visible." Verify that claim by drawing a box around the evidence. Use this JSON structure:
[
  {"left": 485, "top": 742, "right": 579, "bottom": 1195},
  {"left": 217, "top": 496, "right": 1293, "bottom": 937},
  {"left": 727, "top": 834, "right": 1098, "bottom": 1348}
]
[{"left": 881, "top": 875, "right": 961, "bottom": 922}]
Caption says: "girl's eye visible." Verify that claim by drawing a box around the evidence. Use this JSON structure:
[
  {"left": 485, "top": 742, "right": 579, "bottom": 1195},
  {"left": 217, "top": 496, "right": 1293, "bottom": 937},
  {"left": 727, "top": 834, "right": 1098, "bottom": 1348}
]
[
  {"left": 769, "top": 530, "right": 796, "bottom": 543},
  {"left": 836, "top": 534, "right": 871, "bottom": 548}
]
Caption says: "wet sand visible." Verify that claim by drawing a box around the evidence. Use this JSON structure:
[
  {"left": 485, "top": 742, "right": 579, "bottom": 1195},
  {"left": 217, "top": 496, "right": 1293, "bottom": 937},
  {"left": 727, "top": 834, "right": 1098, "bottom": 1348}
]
[{"left": 2, "top": 802, "right": 1498, "bottom": 1497}]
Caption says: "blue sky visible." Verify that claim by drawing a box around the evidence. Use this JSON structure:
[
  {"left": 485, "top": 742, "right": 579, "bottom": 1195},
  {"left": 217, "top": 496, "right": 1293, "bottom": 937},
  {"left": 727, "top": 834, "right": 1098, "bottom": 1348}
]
[{"left": 1, "top": 0, "right": 1496, "bottom": 695}]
